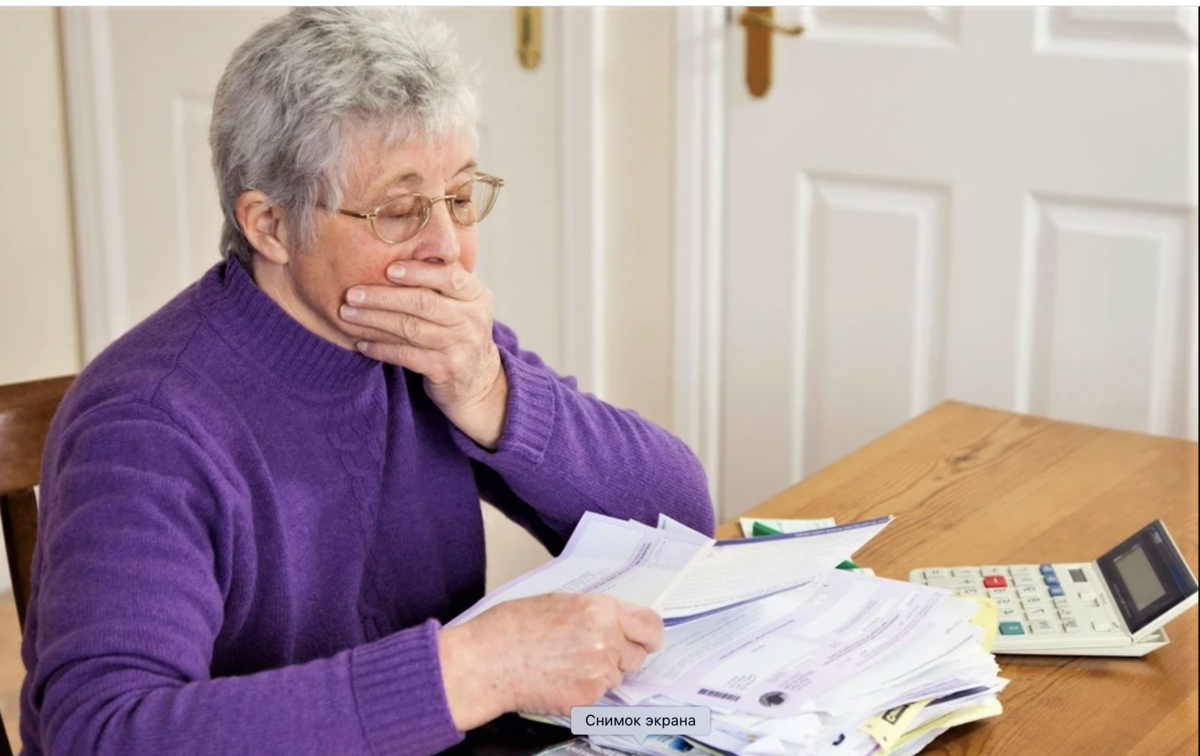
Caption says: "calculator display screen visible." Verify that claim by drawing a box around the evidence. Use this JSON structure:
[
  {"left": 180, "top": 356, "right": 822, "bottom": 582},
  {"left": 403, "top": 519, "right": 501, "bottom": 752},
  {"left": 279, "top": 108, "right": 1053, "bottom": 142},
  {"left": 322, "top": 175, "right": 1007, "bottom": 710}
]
[
  {"left": 1098, "top": 520, "right": 1198, "bottom": 635},
  {"left": 1114, "top": 545, "right": 1166, "bottom": 611}
]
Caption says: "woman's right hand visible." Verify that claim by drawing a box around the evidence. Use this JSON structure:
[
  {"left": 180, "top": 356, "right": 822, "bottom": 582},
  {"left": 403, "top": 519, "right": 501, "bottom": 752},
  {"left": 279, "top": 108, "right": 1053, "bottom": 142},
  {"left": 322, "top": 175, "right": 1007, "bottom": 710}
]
[{"left": 437, "top": 593, "right": 665, "bottom": 731}]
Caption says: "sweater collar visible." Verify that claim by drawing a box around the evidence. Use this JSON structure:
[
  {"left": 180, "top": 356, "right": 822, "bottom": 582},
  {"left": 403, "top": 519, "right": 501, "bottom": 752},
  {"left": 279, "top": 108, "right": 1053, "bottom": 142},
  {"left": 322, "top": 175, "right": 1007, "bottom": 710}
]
[{"left": 199, "top": 258, "right": 380, "bottom": 396}]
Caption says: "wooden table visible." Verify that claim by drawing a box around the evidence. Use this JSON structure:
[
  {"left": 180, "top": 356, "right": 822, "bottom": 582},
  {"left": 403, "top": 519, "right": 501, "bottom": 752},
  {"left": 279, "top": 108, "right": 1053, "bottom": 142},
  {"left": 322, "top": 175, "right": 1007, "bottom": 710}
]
[
  {"left": 715, "top": 401, "right": 1199, "bottom": 756},
  {"left": 451, "top": 401, "right": 1199, "bottom": 756}
]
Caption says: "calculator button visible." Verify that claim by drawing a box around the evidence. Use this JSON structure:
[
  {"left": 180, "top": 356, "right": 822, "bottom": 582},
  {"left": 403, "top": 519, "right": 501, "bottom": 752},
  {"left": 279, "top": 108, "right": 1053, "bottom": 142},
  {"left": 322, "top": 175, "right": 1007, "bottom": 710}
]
[
  {"left": 1017, "top": 585, "right": 1044, "bottom": 597},
  {"left": 1043, "top": 575, "right": 1061, "bottom": 587},
  {"left": 994, "top": 597, "right": 1018, "bottom": 608},
  {"left": 1048, "top": 586, "right": 1065, "bottom": 597},
  {"left": 1025, "top": 606, "right": 1050, "bottom": 619},
  {"left": 1092, "top": 620, "right": 1113, "bottom": 633},
  {"left": 953, "top": 568, "right": 982, "bottom": 578},
  {"left": 930, "top": 579, "right": 980, "bottom": 591},
  {"left": 1031, "top": 620, "right": 1058, "bottom": 634},
  {"left": 983, "top": 576, "right": 1008, "bottom": 588},
  {"left": 955, "top": 587, "right": 985, "bottom": 598},
  {"left": 1040, "top": 564, "right": 1056, "bottom": 575},
  {"left": 1062, "top": 620, "right": 1081, "bottom": 633},
  {"left": 988, "top": 588, "right": 1013, "bottom": 599},
  {"left": 1079, "top": 591, "right": 1099, "bottom": 606},
  {"left": 999, "top": 608, "right": 1023, "bottom": 619},
  {"left": 1053, "top": 597, "right": 1071, "bottom": 609},
  {"left": 923, "top": 568, "right": 951, "bottom": 579},
  {"left": 1014, "top": 575, "right": 1039, "bottom": 586},
  {"left": 1056, "top": 607, "right": 1075, "bottom": 620},
  {"left": 981, "top": 566, "right": 1011, "bottom": 577},
  {"left": 998, "top": 621, "right": 1026, "bottom": 636},
  {"left": 1021, "top": 596, "right": 1047, "bottom": 608}
]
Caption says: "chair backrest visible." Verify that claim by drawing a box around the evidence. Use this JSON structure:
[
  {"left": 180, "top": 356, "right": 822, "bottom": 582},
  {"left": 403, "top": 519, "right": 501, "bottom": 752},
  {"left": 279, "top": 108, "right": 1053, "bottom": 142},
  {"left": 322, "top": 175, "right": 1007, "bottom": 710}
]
[
  {"left": 0, "top": 375, "right": 73, "bottom": 756},
  {"left": 1, "top": 375, "right": 74, "bottom": 628}
]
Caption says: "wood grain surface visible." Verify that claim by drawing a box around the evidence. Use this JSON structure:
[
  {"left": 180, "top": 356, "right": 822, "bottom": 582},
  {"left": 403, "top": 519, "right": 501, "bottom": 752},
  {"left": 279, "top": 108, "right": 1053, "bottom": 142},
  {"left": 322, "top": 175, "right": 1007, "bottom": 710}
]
[{"left": 717, "top": 400, "right": 1199, "bottom": 756}]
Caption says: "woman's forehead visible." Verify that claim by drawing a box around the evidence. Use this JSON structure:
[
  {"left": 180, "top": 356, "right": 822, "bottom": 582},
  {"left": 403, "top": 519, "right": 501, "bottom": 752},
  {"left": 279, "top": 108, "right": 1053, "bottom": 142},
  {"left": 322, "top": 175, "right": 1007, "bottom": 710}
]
[{"left": 346, "top": 128, "right": 476, "bottom": 198}]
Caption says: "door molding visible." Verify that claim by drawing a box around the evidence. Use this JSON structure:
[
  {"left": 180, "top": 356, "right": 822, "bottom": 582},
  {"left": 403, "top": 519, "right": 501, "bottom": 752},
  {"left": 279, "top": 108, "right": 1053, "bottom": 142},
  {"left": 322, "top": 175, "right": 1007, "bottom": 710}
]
[
  {"left": 672, "top": 7, "right": 727, "bottom": 515},
  {"left": 61, "top": 7, "right": 129, "bottom": 362},
  {"left": 559, "top": 8, "right": 606, "bottom": 397},
  {"left": 61, "top": 7, "right": 607, "bottom": 397}
]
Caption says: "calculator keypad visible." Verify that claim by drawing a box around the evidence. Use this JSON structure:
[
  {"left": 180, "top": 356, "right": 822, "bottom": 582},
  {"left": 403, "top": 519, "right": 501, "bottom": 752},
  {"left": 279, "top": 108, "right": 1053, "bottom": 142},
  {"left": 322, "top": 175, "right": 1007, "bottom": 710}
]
[{"left": 914, "top": 562, "right": 1120, "bottom": 644}]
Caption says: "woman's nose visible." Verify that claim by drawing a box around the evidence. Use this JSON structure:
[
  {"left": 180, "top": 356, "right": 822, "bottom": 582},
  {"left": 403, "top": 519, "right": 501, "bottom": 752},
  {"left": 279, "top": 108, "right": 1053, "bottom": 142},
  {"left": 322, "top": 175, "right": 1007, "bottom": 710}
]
[{"left": 413, "top": 200, "right": 461, "bottom": 265}]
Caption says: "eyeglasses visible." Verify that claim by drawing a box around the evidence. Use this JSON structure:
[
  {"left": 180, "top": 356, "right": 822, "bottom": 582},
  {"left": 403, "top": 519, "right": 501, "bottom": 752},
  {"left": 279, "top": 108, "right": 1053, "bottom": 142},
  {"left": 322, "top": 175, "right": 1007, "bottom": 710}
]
[{"left": 330, "top": 173, "right": 504, "bottom": 245}]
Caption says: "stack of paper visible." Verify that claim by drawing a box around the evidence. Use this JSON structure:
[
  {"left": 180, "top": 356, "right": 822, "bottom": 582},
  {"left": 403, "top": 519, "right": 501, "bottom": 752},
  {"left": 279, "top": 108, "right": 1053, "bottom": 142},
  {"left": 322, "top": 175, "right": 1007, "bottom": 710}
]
[{"left": 450, "top": 513, "right": 1006, "bottom": 756}]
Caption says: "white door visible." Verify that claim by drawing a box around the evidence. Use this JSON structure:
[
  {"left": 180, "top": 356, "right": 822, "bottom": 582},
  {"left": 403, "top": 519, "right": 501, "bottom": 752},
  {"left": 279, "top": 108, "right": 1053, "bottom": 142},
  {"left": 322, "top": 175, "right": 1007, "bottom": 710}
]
[
  {"left": 711, "top": 7, "right": 1199, "bottom": 516},
  {"left": 61, "top": 7, "right": 580, "bottom": 587}
]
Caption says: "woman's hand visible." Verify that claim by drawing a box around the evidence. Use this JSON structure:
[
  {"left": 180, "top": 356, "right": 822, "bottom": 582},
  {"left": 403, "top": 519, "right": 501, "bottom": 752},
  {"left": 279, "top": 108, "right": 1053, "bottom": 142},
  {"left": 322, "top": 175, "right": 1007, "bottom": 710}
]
[
  {"left": 437, "top": 594, "right": 665, "bottom": 731},
  {"left": 341, "top": 261, "right": 508, "bottom": 448}
]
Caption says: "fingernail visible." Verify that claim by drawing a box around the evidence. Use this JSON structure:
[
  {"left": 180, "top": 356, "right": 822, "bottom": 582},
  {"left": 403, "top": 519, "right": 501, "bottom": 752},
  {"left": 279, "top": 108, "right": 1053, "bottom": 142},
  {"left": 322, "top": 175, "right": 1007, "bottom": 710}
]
[
  {"left": 387, "top": 264, "right": 406, "bottom": 280},
  {"left": 341, "top": 305, "right": 358, "bottom": 318},
  {"left": 356, "top": 341, "right": 370, "bottom": 352},
  {"left": 347, "top": 288, "right": 366, "bottom": 304}
]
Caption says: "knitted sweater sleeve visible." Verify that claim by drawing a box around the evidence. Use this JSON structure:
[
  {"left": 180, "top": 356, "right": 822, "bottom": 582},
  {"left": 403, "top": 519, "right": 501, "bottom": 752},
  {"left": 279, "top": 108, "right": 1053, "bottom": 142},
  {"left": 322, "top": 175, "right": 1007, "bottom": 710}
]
[
  {"left": 27, "top": 401, "right": 462, "bottom": 756},
  {"left": 455, "top": 322, "right": 716, "bottom": 553}
]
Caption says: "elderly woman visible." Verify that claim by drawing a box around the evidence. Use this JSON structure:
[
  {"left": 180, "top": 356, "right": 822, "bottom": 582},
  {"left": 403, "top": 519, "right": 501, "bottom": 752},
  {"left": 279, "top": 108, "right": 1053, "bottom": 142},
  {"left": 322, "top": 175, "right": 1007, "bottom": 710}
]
[{"left": 20, "top": 8, "right": 713, "bottom": 756}]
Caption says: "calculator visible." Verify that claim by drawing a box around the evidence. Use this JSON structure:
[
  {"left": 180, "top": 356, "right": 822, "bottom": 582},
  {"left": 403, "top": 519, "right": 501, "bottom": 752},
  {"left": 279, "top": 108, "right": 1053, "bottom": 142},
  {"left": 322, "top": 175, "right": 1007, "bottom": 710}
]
[{"left": 909, "top": 520, "right": 1198, "bottom": 656}]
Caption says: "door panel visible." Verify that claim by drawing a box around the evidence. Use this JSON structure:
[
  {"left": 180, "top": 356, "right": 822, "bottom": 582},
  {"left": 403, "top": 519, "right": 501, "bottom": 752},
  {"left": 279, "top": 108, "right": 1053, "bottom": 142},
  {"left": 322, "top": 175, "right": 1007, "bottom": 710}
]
[{"left": 720, "top": 7, "right": 1198, "bottom": 515}]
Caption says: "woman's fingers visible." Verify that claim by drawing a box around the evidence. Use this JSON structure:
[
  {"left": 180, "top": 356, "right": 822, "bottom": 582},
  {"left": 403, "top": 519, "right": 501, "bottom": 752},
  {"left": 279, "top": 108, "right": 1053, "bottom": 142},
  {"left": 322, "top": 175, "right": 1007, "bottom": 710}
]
[
  {"left": 344, "top": 284, "right": 459, "bottom": 327},
  {"left": 616, "top": 602, "right": 666, "bottom": 653},
  {"left": 340, "top": 305, "right": 453, "bottom": 349},
  {"left": 384, "top": 260, "right": 487, "bottom": 301}
]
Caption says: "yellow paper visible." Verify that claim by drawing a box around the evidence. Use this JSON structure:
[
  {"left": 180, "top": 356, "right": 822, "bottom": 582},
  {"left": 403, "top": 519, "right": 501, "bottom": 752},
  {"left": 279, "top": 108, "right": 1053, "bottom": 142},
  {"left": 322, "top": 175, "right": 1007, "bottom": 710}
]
[
  {"left": 967, "top": 596, "right": 999, "bottom": 652},
  {"left": 894, "top": 696, "right": 1004, "bottom": 749},
  {"left": 859, "top": 698, "right": 933, "bottom": 753}
]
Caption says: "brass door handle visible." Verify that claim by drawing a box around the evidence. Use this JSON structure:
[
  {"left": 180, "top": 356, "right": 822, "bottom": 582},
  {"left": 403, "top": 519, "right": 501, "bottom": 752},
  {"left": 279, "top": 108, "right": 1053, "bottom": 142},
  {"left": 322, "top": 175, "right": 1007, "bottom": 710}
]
[
  {"left": 738, "top": 8, "right": 805, "bottom": 36},
  {"left": 516, "top": 7, "right": 542, "bottom": 70},
  {"left": 739, "top": 7, "right": 805, "bottom": 98}
]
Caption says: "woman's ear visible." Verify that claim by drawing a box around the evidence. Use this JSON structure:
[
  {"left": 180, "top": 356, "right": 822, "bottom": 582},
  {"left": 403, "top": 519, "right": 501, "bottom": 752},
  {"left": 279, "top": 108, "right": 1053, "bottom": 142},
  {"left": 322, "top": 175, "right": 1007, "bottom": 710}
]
[{"left": 235, "top": 190, "right": 291, "bottom": 266}]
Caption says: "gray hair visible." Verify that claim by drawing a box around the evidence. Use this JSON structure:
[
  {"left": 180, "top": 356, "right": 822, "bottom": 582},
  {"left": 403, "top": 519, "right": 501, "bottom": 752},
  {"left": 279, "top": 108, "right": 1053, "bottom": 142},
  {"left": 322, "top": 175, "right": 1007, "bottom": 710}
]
[{"left": 209, "top": 6, "right": 480, "bottom": 264}]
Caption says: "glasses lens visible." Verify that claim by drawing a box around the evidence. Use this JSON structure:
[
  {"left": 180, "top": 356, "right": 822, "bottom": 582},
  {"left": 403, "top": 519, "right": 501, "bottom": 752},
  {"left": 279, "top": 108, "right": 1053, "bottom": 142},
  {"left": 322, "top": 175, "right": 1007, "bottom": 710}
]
[
  {"left": 450, "top": 178, "right": 501, "bottom": 227},
  {"left": 374, "top": 195, "right": 426, "bottom": 243}
]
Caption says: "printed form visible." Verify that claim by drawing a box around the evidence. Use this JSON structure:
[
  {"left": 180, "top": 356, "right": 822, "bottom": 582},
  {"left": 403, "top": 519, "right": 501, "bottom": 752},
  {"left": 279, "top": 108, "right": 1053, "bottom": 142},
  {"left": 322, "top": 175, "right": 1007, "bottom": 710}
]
[
  {"left": 449, "top": 513, "right": 892, "bottom": 627},
  {"left": 617, "top": 570, "right": 971, "bottom": 718}
]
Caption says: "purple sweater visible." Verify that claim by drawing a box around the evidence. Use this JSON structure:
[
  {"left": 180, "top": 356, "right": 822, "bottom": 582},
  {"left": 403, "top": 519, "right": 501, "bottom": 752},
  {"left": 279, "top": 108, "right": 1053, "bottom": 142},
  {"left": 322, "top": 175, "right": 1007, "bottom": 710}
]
[{"left": 20, "top": 259, "right": 714, "bottom": 756}]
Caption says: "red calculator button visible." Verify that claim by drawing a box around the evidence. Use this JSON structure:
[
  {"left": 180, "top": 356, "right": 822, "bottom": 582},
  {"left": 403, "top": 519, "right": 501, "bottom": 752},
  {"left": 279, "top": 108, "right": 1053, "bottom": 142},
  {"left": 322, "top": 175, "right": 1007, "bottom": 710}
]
[{"left": 983, "top": 575, "right": 1008, "bottom": 588}]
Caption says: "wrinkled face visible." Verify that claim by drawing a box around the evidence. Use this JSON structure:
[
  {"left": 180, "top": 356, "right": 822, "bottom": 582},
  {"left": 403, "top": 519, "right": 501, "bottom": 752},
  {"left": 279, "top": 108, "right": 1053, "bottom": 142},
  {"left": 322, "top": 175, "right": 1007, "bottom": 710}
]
[{"left": 279, "top": 127, "right": 479, "bottom": 347}]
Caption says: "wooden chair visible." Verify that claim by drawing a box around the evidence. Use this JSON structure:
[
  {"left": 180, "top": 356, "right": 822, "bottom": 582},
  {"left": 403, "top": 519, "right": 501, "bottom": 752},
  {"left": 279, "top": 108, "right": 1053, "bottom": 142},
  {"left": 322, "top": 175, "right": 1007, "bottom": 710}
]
[{"left": 0, "top": 375, "right": 74, "bottom": 756}]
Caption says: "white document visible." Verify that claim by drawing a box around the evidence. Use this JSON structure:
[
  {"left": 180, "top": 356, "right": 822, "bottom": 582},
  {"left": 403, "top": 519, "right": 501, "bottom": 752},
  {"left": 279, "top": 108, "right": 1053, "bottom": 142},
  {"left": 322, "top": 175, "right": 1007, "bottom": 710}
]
[
  {"left": 658, "top": 517, "right": 893, "bottom": 622},
  {"left": 451, "top": 512, "right": 891, "bottom": 626},
  {"left": 618, "top": 570, "right": 953, "bottom": 718},
  {"left": 449, "top": 513, "right": 708, "bottom": 626}
]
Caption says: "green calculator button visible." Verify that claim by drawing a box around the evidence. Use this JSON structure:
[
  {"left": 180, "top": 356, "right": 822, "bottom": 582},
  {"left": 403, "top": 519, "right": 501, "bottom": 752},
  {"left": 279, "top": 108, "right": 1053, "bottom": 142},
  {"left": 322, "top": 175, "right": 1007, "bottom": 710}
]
[{"left": 999, "top": 621, "right": 1026, "bottom": 636}]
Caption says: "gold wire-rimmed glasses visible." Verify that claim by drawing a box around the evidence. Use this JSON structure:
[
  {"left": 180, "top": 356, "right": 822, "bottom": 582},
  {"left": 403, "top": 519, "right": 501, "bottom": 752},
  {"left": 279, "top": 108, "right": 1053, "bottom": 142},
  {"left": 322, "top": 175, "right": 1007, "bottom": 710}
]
[{"left": 331, "top": 173, "right": 504, "bottom": 244}]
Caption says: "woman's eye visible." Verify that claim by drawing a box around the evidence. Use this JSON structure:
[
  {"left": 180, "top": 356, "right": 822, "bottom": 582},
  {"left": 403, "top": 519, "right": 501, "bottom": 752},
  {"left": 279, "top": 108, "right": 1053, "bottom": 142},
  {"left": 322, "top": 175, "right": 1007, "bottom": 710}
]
[{"left": 379, "top": 198, "right": 419, "bottom": 218}]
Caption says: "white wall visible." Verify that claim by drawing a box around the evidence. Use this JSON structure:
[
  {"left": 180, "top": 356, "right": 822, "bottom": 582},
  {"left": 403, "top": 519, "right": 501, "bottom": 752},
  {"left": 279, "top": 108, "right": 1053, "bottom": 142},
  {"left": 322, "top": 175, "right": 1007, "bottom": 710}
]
[
  {"left": 601, "top": 8, "right": 676, "bottom": 429},
  {"left": 0, "top": 8, "right": 81, "bottom": 386},
  {"left": 0, "top": 8, "right": 82, "bottom": 596}
]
